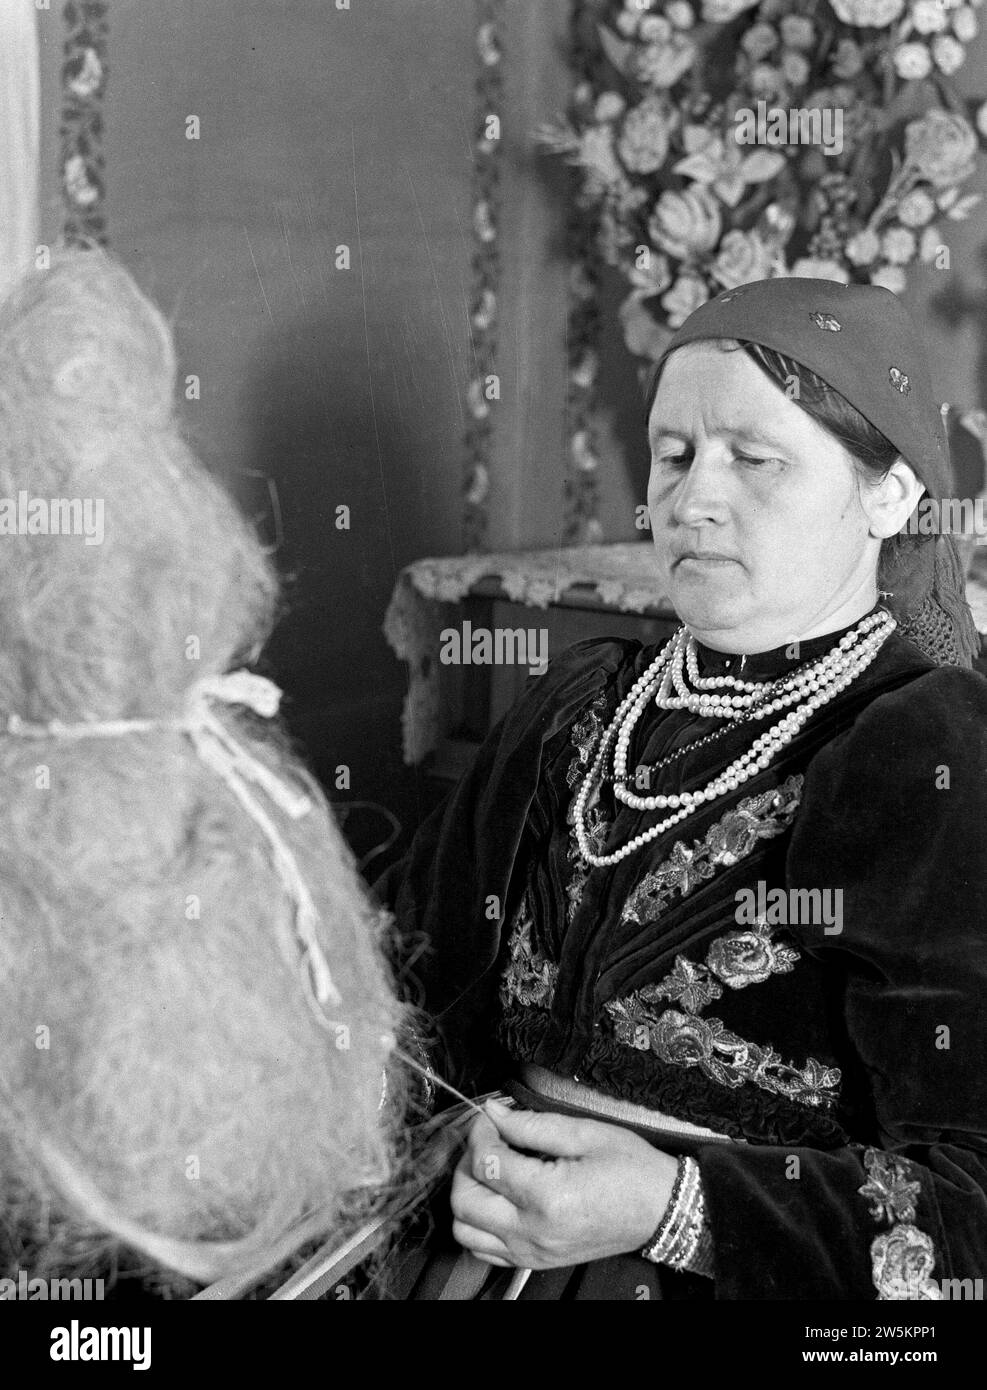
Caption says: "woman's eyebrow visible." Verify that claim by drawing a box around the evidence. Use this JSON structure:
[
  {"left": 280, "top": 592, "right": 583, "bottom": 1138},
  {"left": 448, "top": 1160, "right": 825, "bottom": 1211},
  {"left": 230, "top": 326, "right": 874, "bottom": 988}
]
[
  {"left": 648, "top": 422, "right": 790, "bottom": 451},
  {"left": 648, "top": 425, "right": 690, "bottom": 445}
]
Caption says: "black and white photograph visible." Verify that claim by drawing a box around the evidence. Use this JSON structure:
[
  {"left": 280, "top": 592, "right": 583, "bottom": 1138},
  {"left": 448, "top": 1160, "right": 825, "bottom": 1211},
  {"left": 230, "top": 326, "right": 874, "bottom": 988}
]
[{"left": 1, "top": 0, "right": 986, "bottom": 1363}]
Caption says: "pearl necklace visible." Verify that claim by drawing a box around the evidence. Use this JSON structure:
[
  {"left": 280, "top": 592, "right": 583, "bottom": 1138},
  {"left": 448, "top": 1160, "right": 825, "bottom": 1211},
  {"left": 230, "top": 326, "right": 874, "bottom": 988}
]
[
  {"left": 664, "top": 628, "right": 774, "bottom": 718},
  {"left": 573, "top": 609, "right": 895, "bottom": 869},
  {"left": 611, "top": 640, "right": 850, "bottom": 786}
]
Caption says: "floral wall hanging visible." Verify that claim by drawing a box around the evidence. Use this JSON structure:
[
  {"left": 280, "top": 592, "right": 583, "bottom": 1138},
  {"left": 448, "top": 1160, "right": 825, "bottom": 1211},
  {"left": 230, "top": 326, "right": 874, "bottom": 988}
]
[{"left": 540, "top": 0, "right": 987, "bottom": 363}]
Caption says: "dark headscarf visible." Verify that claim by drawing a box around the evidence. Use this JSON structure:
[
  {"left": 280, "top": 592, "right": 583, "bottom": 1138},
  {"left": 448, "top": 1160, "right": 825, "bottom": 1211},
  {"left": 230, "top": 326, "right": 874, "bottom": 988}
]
[{"left": 646, "top": 277, "right": 979, "bottom": 667}]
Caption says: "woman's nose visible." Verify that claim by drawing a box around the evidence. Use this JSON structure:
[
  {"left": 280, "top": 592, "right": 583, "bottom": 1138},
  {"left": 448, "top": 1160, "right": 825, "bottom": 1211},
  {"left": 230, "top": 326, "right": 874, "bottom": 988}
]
[{"left": 669, "top": 453, "right": 727, "bottom": 529}]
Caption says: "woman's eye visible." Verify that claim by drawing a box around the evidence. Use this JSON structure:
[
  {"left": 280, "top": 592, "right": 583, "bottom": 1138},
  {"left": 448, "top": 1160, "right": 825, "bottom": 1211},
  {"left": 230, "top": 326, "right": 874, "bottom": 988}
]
[
  {"left": 652, "top": 451, "right": 782, "bottom": 470},
  {"left": 736, "top": 453, "right": 779, "bottom": 467}
]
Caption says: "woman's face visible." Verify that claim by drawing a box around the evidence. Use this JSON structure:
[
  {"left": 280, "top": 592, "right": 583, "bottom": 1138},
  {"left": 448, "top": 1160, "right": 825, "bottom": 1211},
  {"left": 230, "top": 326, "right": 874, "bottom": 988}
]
[{"left": 646, "top": 342, "right": 882, "bottom": 653}]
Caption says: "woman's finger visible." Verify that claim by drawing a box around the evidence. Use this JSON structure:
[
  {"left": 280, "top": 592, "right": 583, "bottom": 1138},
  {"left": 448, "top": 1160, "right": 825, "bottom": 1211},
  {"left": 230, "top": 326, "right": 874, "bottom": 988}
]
[
  {"left": 451, "top": 1218, "right": 512, "bottom": 1262},
  {"left": 461, "top": 1108, "right": 557, "bottom": 1207},
  {"left": 465, "top": 1110, "right": 502, "bottom": 1153},
  {"left": 451, "top": 1164, "right": 519, "bottom": 1235},
  {"left": 460, "top": 1113, "right": 539, "bottom": 1210}
]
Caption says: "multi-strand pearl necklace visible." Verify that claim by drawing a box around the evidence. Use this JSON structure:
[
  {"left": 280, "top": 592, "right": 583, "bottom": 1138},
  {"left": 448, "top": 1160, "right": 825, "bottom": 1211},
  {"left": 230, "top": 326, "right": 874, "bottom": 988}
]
[{"left": 572, "top": 608, "right": 895, "bottom": 868}]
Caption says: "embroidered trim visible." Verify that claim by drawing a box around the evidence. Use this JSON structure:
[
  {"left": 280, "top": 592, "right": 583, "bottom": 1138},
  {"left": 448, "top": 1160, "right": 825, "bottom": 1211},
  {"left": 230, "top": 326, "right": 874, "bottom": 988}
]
[
  {"left": 645, "top": 955, "right": 724, "bottom": 1015},
  {"left": 564, "top": 693, "right": 611, "bottom": 924},
  {"left": 565, "top": 695, "right": 609, "bottom": 791},
  {"left": 860, "top": 1149, "right": 922, "bottom": 1226},
  {"left": 500, "top": 690, "right": 609, "bottom": 1010},
  {"left": 569, "top": 1025, "right": 850, "bottom": 1148},
  {"left": 62, "top": 1, "right": 110, "bottom": 248},
  {"left": 499, "top": 901, "right": 558, "bottom": 1010},
  {"left": 604, "top": 1001, "right": 841, "bottom": 1110},
  {"left": 707, "top": 919, "right": 801, "bottom": 989},
  {"left": 621, "top": 775, "right": 804, "bottom": 926},
  {"left": 630, "top": 918, "right": 801, "bottom": 1019},
  {"left": 859, "top": 1148, "right": 940, "bottom": 1300}
]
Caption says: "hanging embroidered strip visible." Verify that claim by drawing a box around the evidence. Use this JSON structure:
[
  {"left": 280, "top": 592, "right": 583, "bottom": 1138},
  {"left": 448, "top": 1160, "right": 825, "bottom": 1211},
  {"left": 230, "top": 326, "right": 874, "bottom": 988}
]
[
  {"left": 463, "top": 0, "right": 505, "bottom": 552},
  {"left": 61, "top": 0, "right": 109, "bottom": 247}
]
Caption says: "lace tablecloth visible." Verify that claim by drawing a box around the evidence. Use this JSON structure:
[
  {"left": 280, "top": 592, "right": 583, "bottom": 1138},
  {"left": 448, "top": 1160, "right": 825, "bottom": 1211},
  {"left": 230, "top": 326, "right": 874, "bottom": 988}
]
[
  {"left": 383, "top": 543, "right": 670, "bottom": 764},
  {"left": 383, "top": 542, "right": 987, "bottom": 765}
]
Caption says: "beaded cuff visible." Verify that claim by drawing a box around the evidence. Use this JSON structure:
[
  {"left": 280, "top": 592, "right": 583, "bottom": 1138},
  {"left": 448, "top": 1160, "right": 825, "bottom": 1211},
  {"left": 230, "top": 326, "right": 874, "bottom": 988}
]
[{"left": 640, "top": 1156, "right": 714, "bottom": 1279}]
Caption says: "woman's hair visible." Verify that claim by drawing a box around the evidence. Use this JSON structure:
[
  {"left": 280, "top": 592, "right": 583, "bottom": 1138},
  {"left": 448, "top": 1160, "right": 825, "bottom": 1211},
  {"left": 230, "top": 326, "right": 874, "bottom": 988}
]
[
  {"left": 732, "top": 342, "right": 902, "bottom": 478},
  {"left": 0, "top": 249, "right": 410, "bottom": 1293},
  {"left": 643, "top": 337, "right": 912, "bottom": 581}
]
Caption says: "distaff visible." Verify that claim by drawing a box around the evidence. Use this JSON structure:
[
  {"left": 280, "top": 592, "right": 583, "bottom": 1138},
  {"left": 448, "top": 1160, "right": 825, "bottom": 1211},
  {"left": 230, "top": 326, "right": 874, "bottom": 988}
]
[{"left": 0, "top": 249, "right": 406, "bottom": 1297}]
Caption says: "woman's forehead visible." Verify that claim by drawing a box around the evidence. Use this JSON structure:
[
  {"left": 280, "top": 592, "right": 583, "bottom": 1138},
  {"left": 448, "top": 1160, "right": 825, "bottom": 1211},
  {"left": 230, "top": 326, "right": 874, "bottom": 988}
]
[{"left": 649, "top": 345, "right": 807, "bottom": 444}]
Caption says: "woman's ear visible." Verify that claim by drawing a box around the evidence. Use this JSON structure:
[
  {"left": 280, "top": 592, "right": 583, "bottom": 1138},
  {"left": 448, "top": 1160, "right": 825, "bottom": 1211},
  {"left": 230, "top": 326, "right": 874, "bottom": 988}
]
[{"left": 862, "top": 457, "right": 926, "bottom": 540}]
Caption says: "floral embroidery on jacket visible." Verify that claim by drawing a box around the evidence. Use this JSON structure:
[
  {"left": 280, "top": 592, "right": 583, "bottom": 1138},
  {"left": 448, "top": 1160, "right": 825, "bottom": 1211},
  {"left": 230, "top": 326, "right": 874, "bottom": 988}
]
[
  {"left": 600, "top": 780, "right": 814, "bottom": 1108},
  {"left": 639, "top": 919, "right": 801, "bottom": 1018},
  {"left": 859, "top": 1149, "right": 940, "bottom": 1300},
  {"left": 647, "top": 954, "right": 725, "bottom": 1014},
  {"left": 500, "top": 691, "right": 610, "bottom": 1010},
  {"left": 707, "top": 919, "right": 800, "bottom": 989},
  {"left": 564, "top": 694, "right": 610, "bottom": 924},
  {"left": 565, "top": 696, "right": 609, "bottom": 791},
  {"left": 604, "top": 1000, "right": 841, "bottom": 1109},
  {"left": 499, "top": 900, "right": 558, "bottom": 1009},
  {"left": 621, "top": 776, "right": 804, "bottom": 926}
]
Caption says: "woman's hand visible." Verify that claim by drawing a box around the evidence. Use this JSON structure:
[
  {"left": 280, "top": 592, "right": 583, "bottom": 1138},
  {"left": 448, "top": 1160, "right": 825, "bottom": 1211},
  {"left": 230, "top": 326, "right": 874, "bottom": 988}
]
[{"left": 450, "top": 1100, "right": 679, "bottom": 1269}]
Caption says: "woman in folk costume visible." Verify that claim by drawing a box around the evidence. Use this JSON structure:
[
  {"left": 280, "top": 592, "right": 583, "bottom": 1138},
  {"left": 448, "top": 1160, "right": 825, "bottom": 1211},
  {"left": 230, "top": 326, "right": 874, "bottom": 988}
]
[
  {"left": 0, "top": 250, "right": 408, "bottom": 1296},
  {"left": 380, "top": 277, "right": 987, "bottom": 1300}
]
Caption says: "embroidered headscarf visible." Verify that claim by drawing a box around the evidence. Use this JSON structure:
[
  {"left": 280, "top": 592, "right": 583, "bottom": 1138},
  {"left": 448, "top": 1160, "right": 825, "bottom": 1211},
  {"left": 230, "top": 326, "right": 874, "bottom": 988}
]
[{"left": 645, "top": 277, "right": 979, "bottom": 667}]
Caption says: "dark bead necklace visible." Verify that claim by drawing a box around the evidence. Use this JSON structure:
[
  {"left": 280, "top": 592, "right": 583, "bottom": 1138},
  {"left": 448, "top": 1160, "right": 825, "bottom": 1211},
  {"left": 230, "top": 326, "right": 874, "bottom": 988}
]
[
  {"left": 610, "top": 708, "right": 743, "bottom": 786},
  {"left": 610, "top": 647, "right": 823, "bottom": 786}
]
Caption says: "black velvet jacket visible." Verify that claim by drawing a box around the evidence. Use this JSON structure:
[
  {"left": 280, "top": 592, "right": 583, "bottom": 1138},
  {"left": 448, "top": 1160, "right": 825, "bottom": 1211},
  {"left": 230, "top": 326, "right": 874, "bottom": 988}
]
[{"left": 381, "top": 626, "right": 987, "bottom": 1300}]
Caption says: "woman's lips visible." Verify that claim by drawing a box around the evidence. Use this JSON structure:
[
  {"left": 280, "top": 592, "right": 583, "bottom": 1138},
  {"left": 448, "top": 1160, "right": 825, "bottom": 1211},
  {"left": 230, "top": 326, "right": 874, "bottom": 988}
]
[{"left": 672, "top": 554, "right": 739, "bottom": 568}]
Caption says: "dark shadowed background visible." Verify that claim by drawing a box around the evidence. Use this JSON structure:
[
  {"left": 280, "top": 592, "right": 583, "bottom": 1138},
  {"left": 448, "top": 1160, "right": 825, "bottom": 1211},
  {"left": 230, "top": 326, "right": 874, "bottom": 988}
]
[{"left": 35, "top": 0, "right": 987, "bottom": 860}]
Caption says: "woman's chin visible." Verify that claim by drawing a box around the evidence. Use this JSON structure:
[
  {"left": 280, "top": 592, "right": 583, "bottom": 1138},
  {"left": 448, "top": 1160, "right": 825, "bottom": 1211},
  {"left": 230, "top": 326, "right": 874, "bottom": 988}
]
[{"left": 670, "top": 582, "right": 750, "bottom": 636}]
